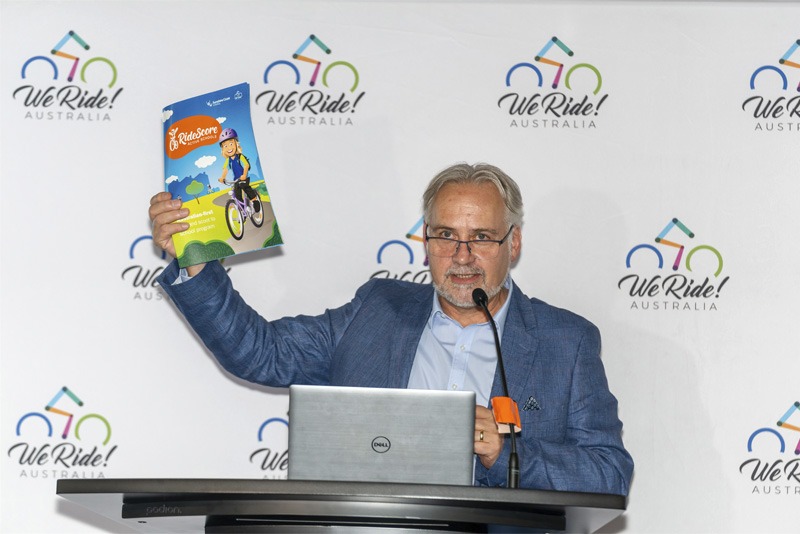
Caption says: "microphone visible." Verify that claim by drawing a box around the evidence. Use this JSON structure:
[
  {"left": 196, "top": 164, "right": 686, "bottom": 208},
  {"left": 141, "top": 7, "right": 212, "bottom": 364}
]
[{"left": 472, "top": 288, "right": 521, "bottom": 489}]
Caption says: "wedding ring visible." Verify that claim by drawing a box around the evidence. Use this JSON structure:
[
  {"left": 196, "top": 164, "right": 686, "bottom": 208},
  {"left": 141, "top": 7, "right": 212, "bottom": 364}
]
[{"left": 479, "top": 431, "right": 484, "bottom": 442}]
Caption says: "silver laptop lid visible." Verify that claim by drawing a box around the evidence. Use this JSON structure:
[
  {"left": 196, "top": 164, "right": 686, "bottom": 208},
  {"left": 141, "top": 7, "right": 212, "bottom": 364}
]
[{"left": 288, "top": 385, "right": 476, "bottom": 486}]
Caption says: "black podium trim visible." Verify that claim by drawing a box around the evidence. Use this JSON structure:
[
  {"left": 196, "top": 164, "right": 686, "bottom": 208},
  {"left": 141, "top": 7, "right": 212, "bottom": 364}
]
[{"left": 57, "top": 478, "right": 625, "bottom": 533}]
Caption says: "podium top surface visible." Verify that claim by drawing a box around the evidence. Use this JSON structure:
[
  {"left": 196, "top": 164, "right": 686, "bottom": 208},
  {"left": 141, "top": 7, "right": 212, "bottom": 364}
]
[{"left": 57, "top": 478, "right": 626, "bottom": 533}]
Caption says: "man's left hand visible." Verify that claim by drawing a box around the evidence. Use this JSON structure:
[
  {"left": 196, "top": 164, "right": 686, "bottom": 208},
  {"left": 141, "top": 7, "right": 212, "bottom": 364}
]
[{"left": 474, "top": 405, "right": 502, "bottom": 469}]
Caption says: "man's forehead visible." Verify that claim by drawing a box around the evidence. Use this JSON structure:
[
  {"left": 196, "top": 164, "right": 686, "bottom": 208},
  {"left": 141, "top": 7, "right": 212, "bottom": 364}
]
[{"left": 430, "top": 188, "right": 505, "bottom": 224}]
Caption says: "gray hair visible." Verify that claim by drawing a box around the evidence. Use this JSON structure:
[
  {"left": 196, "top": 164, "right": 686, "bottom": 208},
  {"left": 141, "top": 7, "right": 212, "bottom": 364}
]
[{"left": 422, "top": 163, "right": 524, "bottom": 228}]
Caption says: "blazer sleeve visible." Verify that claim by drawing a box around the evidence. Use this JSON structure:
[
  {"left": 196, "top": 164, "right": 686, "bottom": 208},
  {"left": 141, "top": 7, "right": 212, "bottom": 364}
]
[
  {"left": 474, "top": 322, "right": 634, "bottom": 496},
  {"left": 157, "top": 259, "right": 368, "bottom": 387}
]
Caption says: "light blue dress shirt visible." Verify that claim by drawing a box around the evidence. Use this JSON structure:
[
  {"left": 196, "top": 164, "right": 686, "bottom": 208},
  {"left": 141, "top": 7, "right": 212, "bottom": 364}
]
[{"left": 407, "top": 278, "right": 513, "bottom": 407}]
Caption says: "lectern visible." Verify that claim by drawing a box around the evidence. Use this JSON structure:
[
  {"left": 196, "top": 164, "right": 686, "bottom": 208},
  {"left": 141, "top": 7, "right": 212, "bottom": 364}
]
[{"left": 57, "top": 478, "right": 625, "bottom": 533}]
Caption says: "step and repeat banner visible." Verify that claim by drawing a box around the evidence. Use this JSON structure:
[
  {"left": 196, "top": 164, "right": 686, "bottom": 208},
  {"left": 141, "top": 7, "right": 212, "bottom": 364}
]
[{"left": 2, "top": 1, "right": 799, "bottom": 532}]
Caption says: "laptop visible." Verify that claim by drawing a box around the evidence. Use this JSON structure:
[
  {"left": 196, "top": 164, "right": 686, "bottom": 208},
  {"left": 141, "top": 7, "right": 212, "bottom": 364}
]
[{"left": 288, "top": 385, "right": 476, "bottom": 486}]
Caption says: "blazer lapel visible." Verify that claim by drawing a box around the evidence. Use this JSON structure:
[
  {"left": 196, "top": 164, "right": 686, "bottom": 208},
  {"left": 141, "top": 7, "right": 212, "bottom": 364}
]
[{"left": 490, "top": 284, "right": 539, "bottom": 404}]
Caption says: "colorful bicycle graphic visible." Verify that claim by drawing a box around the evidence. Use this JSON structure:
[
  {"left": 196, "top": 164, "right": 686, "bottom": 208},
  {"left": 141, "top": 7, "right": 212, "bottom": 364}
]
[
  {"left": 626, "top": 218, "right": 724, "bottom": 277},
  {"left": 223, "top": 181, "right": 264, "bottom": 240},
  {"left": 750, "top": 39, "right": 800, "bottom": 92},
  {"left": 375, "top": 217, "right": 432, "bottom": 268},
  {"left": 15, "top": 386, "right": 111, "bottom": 445},
  {"left": 20, "top": 30, "right": 117, "bottom": 88},
  {"left": 506, "top": 36, "right": 602, "bottom": 95},
  {"left": 263, "top": 34, "right": 359, "bottom": 92},
  {"left": 747, "top": 401, "right": 800, "bottom": 455}
]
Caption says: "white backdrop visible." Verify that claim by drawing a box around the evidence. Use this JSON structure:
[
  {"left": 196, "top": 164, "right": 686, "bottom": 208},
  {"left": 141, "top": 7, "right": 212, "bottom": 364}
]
[{"left": 2, "top": 1, "right": 799, "bottom": 532}]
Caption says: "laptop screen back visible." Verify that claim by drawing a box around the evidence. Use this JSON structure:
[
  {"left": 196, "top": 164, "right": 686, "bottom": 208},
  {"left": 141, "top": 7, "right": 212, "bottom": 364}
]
[{"left": 288, "top": 385, "right": 476, "bottom": 486}]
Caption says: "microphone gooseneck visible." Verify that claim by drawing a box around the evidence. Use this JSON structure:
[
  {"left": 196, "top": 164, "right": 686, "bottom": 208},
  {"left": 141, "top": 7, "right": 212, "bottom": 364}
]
[
  {"left": 472, "top": 288, "right": 510, "bottom": 399},
  {"left": 472, "top": 288, "right": 520, "bottom": 489}
]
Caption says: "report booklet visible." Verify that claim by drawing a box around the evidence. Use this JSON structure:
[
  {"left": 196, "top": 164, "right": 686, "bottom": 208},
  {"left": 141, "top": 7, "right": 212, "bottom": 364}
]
[{"left": 162, "top": 82, "right": 283, "bottom": 268}]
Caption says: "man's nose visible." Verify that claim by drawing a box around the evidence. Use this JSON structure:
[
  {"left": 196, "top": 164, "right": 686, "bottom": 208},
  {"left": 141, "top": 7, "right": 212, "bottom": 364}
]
[{"left": 452, "top": 241, "right": 474, "bottom": 263}]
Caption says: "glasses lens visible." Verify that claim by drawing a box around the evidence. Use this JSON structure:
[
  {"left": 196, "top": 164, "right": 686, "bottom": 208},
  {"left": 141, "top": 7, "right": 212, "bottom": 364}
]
[
  {"left": 427, "top": 239, "right": 500, "bottom": 258},
  {"left": 427, "top": 239, "right": 457, "bottom": 257},
  {"left": 470, "top": 241, "right": 499, "bottom": 258}
]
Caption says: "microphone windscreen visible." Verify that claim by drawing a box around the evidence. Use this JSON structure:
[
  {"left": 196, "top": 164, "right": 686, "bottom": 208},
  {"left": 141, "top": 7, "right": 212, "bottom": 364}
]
[{"left": 472, "top": 288, "right": 489, "bottom": 307}]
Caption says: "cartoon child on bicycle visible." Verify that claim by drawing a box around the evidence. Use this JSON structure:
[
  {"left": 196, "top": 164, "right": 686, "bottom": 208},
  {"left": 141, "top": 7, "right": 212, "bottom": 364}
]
[{"left": 218, "top": 127, "right": 260, "bottom": 213}]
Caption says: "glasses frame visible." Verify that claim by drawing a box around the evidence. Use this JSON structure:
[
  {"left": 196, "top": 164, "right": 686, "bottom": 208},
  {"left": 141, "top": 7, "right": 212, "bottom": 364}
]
[{"left": 424, "top": 225, "right": 515, "bottom": 258}]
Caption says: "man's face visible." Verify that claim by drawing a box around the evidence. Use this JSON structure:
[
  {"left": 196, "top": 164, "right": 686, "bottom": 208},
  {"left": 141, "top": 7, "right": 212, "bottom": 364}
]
[
  {"left": 221, "top": 139, "right": 237, "bottom": 157},
  {"left": 426, "top": 182, "right": 521, "bottom": 314}
]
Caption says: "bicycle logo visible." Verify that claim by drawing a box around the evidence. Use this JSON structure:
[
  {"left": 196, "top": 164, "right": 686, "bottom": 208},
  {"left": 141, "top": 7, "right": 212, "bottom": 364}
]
[
  {"left": 371, "top": 217, "right": 431, "bottom": 284},
  {"left": 15, "top": 386, "right": 112, "bottom": 445},
  {"left": 376, "top": 217, "right": 428, "bottom": 267},
  {"left": 20, "top": 30, "right": 117, "bottom": 88},
  {"left": 750, "top": 39, "right": 800, "bottom": 92},
  {"left": 263, "top": 34, "right": 360, "bottom": 92},
  {"left": 747, "top": 401, "right": 800, "bottom": 455},
  {"left": 506, "top": 36, "right": 602, "bottom": 94},
  {"left": 625, "top": 218, "right": 724, "bottom": 277}
]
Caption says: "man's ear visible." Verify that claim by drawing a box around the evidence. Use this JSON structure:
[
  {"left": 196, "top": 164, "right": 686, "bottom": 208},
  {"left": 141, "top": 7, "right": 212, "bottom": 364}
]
[{"left": 510, "top": 226, "right": 522, "bottom": 262}]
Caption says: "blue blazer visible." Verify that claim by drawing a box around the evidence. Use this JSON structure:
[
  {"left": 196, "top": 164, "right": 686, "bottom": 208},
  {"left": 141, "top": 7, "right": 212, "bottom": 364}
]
[{"left": 159, "top": 260, "right": 633, "bottom": 495}]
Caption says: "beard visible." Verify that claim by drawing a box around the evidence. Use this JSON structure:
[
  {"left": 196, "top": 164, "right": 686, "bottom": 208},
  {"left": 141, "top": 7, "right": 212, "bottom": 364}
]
[{"left": 432, "top": 266, "right": 506, "bottom": 309}]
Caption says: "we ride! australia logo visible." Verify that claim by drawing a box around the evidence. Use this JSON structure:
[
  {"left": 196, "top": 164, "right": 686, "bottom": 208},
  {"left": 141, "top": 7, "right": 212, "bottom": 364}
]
[
  {"left": 122, "top": 235, "right": 168, "bottom": 302},
  {"left": 619, "top": 218, "right": 729, "bottom": 311},
  {"left": 369, "top": 217, "right": 431, "bottom": 284},
  {"left": 122, "top": 234, "right": 232, "bottom": 301},
  {"left": 256, "top": 34, "right": 364, "bottom": 127},
  {"left": 250, "top": 416, "right": 288, "bottom": 479},
  {"left": 739, "top": 401, "right": 800, "bottom": 497},
  {"left": 8, "top": 386, "right": 117, "bottom": 480},
  {"left": 12, "top": 30, "right": 122, "bottom": 122},
  {"left": 743, "top": 38, "right": 800, "bottom": 132},
  {"left": 499, "top": 35, "right": 607, "bottom": 130}
]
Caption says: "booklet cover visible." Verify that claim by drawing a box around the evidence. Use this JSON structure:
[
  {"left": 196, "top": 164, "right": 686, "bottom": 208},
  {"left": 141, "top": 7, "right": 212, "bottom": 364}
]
[{"left": 162, "top": 82, "right": 283, "bottom": 268}]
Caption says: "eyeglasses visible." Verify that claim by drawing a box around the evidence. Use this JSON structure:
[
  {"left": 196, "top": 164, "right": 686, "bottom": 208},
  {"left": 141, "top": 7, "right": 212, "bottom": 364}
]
[{"left": 425, "top": 225, "right": 514, "bottom": 258}]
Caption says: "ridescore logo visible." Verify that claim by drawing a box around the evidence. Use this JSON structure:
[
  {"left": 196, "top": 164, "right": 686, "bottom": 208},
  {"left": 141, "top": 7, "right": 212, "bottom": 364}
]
[
  {"left": 743, "top": 38, "right": 800, "bottom": 132},
  {"left": 500, "top": 35, "right": 608, "bottom": 130},
  {"left": 619, "top": 218, "right": 729, "bottom": 311},
  {"left": 7, "top": 386, "right": 117, "bottom": 480},
  {"left": 739, "top": 401, "right": 800, "bottom": 496},
  {"left": 13, "top": 30, "right": 123, "bottom": 122},
  {"left": 256, "top": 33, "right": 365, "bottom": 127},
  {"left": 165, "top": 115, "right": 222, "bottom": 159}
]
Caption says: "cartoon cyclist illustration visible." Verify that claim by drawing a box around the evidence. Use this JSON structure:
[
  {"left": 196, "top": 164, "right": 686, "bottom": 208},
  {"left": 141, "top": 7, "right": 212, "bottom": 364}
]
[{"left": 218, "top": 128, "right": 260, "bottom": 213}]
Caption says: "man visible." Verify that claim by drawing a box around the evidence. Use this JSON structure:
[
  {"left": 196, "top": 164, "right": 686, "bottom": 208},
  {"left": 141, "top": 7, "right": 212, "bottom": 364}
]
[{"left": 150, "top": 163, "right": 633, "bottom": 494}]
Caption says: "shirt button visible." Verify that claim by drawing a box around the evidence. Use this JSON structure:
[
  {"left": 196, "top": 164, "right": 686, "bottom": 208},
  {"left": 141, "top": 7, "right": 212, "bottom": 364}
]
[
  {"left": 451, "top": 384, "right": 458, "bottom": 390},
  {"left": 459, "top": 345, "right": 466, "bottom": 351}
]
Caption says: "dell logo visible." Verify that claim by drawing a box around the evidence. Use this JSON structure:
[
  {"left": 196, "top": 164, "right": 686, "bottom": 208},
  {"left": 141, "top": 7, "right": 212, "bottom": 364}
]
[{"left": 371, "top": 436, "right": 391, "bottom": 453}]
